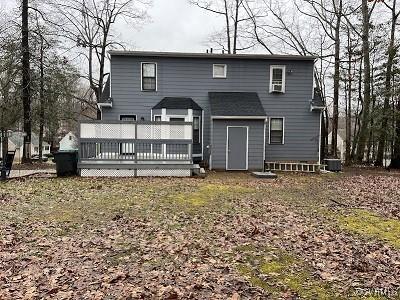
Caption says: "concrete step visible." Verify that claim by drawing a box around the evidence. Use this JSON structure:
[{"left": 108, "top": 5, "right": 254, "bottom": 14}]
[
  {"left": 251, "top": 171, "right": 278, "bottom": 179},
  {"left": 192, "top": 164, "right": 206, "bottom": 178}
]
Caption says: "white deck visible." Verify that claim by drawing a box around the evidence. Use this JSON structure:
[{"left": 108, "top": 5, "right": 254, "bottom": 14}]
[{"left": 79, "top": 121, "right": 194, "bottom": 177}]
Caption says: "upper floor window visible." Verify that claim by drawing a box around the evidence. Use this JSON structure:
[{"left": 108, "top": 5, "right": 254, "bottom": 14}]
[
  {"left": 141, "top": 62, "right": 157, "bottom": 91},
  {"left": 269, "top": 117, "right": 284, "bottom": 144},
  {"left": 269, "top": 65, "right": 286, "bottom": 93},
  {"left": 213, "top": 64, "right": 227, "bottom": 78}
]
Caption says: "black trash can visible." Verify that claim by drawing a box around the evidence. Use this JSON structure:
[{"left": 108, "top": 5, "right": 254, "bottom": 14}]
[{"left": 53, "top": 151, "right": 78, "bottom": 176}]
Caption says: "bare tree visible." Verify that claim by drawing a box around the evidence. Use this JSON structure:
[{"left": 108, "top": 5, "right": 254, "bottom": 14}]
[
  {"left": 0, "top": 21, "right": 21, "bottom": 163},
  {"left": 290, "top": 0, "right": 345, "bottom": 158},
  {"left": 21, "top": 0, "right": 32, "bottom": 163},
  {"left": 355, "top": 0, "right": 375, "bottom": 162},
  {"left": 391, "top": 96, "right": 400, "bottom": 168},
  {"left": 0, "top": 32, "right": 21, "bottom": 131},
  {"left": 31, "top": 11, "right": 51, "bottom": 162},
  {"left": 243, "top": 0, "right": 333, "bottom": 160},
  {"left": 375, "top": 0, "right": 400, "bottom": 166},
  {"left": 189, "top": 0, "right": 251, "bottom": 53},
  {"left": 49, "top": 0, "right": 149, "bottom": 118},
  {"left": 344, "top": 24, "right": 359, "bottom": 164}
]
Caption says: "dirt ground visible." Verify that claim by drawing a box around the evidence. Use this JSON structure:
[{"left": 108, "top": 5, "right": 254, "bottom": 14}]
[{"left": 0, "top": 170, "right": 399, "bottom": 299}]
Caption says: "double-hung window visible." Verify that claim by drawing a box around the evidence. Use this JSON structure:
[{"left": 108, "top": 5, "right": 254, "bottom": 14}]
[
  {"left": 213, "top": 64, "right": 227, "bottom": 78},
  {"left": 269, "top": 118, "right": 284, "bottom": 144},
  {"left": 142, "top": 62, "right": 157, "bottom": 91},
  {"left": 120, "top": 115, "right": 136, "bottom": 122},
  {"left": 193, "top": 116, "right": 200, "bottom": 144},
  {"left": 269, "top": 65, "right": 286, "bottom": 93}
]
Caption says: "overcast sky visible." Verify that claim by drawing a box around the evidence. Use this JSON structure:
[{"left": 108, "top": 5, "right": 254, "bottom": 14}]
[
  {"left": 118, "top": 0, "right": 223, "bottom": 52},
  {"left": 0, "top": 0, "right": 224, "bottom": 53}
]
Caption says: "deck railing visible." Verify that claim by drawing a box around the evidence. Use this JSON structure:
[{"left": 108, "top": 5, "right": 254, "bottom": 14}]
[{"left": 79, "top": 121, "right": 193, "bottom": 163}]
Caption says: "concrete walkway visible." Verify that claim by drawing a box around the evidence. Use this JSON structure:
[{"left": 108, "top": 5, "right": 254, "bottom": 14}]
[{"left": 9, "top": 169, "right": 56, "bottom": 179}]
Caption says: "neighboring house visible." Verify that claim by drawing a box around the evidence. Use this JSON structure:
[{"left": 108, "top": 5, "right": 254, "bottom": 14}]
[
  {"left": 94, "top": 51, "right": 324, "bottom": 171},
  {"left": 328, "top": 129, "right": 346, "bottom": 161},
  {"left": 1, "top": 132, "right": 51, "bottom": 162},
  {"left": 59, "top": 131, "right": 78, "bottom": 151}
]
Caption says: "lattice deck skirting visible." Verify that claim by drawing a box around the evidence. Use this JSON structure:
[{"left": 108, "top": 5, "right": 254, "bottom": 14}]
[
  {"left": 265, "top": 161, "right": 323, "bottom": 173},
  {"left": 80, "top": 168, "right": 191, "bottom": 177}
]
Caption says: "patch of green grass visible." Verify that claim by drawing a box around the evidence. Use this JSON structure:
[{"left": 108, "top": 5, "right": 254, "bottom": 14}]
[
  {"left": 338, "top": 210, "right": 400, "bottom": 248},
  {"left": 0, "top": 178, "right": 161, "bottom": 227},
  {"left": 235, "top": 246, "right": 345, "bottom": 300},
  {"left": 173, "top": 183, "right": 253, "bottom": 207}
]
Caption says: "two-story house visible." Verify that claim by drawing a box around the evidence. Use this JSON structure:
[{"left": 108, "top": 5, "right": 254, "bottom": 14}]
[{"left": 96, "top": 51, "right": 324, "bottom": 172}]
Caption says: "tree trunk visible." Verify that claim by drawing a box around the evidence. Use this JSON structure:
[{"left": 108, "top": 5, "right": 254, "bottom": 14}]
[
  {"left": 39, "top": 35, "right": 45, "bottom": 162},
  {"left": 345, "top": 30, "right": 352, "bottom": 164},
  {"left": 97, "top": 26, "right": 109, "bottom": 120},
  {"left": 351, "top": 62, "right": 363, "bottom": 160},
  {"left": 1, "top": 129, "right": 9, "bottom": 180},
  {"left": 376, "top": 0, "right": 397, "bottom": 166},
  {"left": 21, "top": 0, "right": 31, "bottom": 164},
  {"left": 223, "top": 0, "right": 231, "bottom": 53},
  {"left": 390, "top": 99, "right": 400, "bottom": 168},
  {"left": 330, "top": 0, "right": 342, "bottom": 158},
  {"left": 356, "top": 0, "right": 372, "bottom": 163},
  {"left": 233, "top": 0, "right": 240, "bottom": 54},
  {"left": 366, "top": 67, "right": 376, "bottom": 164}
]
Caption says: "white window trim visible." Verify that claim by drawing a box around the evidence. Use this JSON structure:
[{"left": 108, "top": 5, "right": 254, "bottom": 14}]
[
  {"left": 201, "top": 110, "right": 204, "bottom": 160},
  {"left": 141, "top": 62, "right": 158, "bottom": 92},
  {"left": 119, "top": 114, "right": 137, "bottom": 121},
  {"left": 153, "top": 114, "right": 161, "bottom": 121},
  {"left": 269, "top": 65, "right": 286, "bottom": 93},
  {"left": 318, "top": 112, "right": 322, "bottom": 164},
  {"left": 268, "top": 117, "right": 285, "bottom": 145},
  {"left": 193, "top": 116, "right": 201, "bottom": 144},
  {"left": 263, "top": 119, "right": 266, "bottom": 164},
  {"left": 213, "top": 64, "right": 227, "bottom": 78}
]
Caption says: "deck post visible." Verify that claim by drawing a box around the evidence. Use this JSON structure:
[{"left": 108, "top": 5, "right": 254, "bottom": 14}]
[{"left": 134, "top": 123, "right": 138, "bottom": 176}]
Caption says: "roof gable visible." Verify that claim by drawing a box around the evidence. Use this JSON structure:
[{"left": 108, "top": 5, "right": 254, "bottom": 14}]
[
  {"left": 209, "top": 92, "right": 266, "bottom": 117},
  {"left": 153, "top": 97, "right": 203, "bottom": 110}
]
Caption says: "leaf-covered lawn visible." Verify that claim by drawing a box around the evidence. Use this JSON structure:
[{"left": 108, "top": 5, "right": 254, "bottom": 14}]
[{"left": 0, "top": 171, "right": 399, "bottom": 299}]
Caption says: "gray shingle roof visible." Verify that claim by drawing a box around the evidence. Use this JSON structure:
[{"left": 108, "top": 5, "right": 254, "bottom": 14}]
[
  {"left": 153, "top": 97, "right": 203, "bottom": 110},
  {"left": 209, "top": 92, "right": 266, "bottom": 117},
  {"left": 109, "top": 50, "right": 317, "bottom": 61}
]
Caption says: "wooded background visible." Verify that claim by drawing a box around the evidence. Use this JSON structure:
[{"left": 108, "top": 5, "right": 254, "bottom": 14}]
[{"left": 0, "top": 0, "right": 398, "bottom": 167}]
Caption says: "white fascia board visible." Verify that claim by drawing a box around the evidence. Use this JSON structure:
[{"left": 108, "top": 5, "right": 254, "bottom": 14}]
[
  {"left": 97, "top": 102, "right": 112, "bottom": 109},
  {"left": 310, "top": 105, "right": 326, "bottom": 112}
]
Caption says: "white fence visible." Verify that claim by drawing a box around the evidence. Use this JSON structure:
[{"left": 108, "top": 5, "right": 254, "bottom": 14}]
[{"left": 80, "top": 121, "right": 192, "bottom": 140}]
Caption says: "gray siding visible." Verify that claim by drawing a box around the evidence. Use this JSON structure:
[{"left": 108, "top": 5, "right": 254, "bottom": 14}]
[
  {"left": 265, "top": 115, "right": 320, "bottom": 162},
  {"left": 104, "top": 55, "right": 320, "bottom": 163},
  {"left": 211, "top": 120, "right": 265, "bottom": 170}
]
